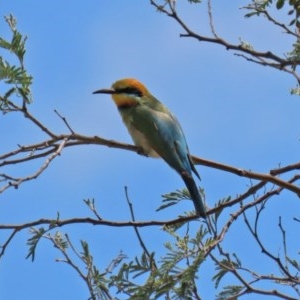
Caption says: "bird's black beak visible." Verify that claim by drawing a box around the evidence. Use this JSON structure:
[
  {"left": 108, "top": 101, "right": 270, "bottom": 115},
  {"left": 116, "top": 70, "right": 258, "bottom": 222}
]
[{"left": 93, "top": 88, "right": 116, "bottom": 95}]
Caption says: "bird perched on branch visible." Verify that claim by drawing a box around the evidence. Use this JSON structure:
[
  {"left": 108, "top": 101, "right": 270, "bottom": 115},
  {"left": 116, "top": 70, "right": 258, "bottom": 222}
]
[{"left": 93, "top": 78, "right": 206, "bottom": 218}]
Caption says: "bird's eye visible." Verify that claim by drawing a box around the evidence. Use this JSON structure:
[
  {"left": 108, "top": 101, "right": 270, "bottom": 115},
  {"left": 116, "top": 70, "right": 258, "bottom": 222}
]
[{"left": 117, "top": 87, "right": 143, "bottom": 97}]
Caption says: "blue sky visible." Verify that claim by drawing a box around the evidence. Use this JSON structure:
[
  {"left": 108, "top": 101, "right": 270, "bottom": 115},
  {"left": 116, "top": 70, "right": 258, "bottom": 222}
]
[{"left": 1, "top": 1, "right": 300, "bottom": 299}]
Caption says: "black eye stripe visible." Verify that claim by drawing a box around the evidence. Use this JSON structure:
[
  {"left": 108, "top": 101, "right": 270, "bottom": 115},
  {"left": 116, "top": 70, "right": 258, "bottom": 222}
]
[{"left": 117, "top": 87, "right": 143, "bottom": 97}]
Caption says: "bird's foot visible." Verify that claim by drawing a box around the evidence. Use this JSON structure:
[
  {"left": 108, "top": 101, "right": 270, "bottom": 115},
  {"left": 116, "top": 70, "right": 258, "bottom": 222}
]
[{"left": 137, "top": 147, "right": 148, "bottom": 157}]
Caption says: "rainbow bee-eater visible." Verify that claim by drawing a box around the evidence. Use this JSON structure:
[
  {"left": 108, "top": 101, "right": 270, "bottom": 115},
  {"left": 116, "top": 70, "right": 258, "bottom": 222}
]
[{"left": 93, "top": 78, "right": 206, "bottom": 218}]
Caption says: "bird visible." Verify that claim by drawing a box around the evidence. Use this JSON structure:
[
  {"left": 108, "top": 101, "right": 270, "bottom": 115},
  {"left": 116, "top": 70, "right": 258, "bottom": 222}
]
[{"left": 93, "top": 78, "right": 206, "bottom": 218}]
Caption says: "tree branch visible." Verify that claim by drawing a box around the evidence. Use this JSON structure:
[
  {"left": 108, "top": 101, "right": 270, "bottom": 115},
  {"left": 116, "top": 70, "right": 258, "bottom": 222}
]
[{"left": 150, "top": 0, "right": 300, "bottom": 85}]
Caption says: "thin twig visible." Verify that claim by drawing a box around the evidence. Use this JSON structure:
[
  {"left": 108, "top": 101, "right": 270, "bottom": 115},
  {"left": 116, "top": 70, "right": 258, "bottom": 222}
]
[
  {"left": 54, "top": 109, "right": 75, "bottom": 134},
  {"left": 150, "top": 0, "right": 300, "bottom": 85},
  {"left": 0, "top": 229, "right": 18, "bottom": 258},
  {"left": 243, "top": 201, "right": 298, "bottom": 284},
  {"left": 192, "top": 155, "right": 300, "bottom": 196},
  {"left": 278, "top": 217, "right": 289, "bottom": 270},
  {"left": 242, "top": 5, "right": 299, "bottom": 38},
  {"left": 49, "top": 233, "right": 97, "bottom": 300},
  {"left": 207, "top": 0, "right": 218, "bottom": 38},
  {"left": 124, "top": 186, "right": 157, "bottom": 270},
  {"left": 0, "top": 215, "right": 196, "bottom": 231},
  {"left": 0, "top": 137, "right": 68, "bottom": 193}
]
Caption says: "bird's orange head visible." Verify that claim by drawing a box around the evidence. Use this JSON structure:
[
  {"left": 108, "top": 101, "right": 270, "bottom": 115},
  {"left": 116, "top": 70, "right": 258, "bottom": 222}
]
[{"left": 93, "top": 78, "right": 150, "bottom": 108}]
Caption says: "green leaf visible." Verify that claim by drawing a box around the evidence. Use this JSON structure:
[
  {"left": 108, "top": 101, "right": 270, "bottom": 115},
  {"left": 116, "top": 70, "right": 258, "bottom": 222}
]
[
  {"left": 214, "top": 196, "right": 231, "bottom": 220},
  {"left": 276, "top": 0, "right": 285, "bottom": 9},
  {"left": 216, "top": 285, "right": 244, "bottom": 300},
  {"left": 53, "top": 232, "right": 69, "bottom": 250},
  {"left": 0, "top": 37, "right": 11, "bottom": 50},
  {"left": 0, "top": 15, "right": 33, "bottom": 106},
  {"left": 213, "top": 259, "right": 239, "bottom": 288},
  {"left": 286, "top": 257, "right": 300, "bottom": 271},
  {"left": 26, "top": 227, "right": 46, "bottom": 261},
  {"left": 290, "top": 85, "right": 300, "bottom": 94}
]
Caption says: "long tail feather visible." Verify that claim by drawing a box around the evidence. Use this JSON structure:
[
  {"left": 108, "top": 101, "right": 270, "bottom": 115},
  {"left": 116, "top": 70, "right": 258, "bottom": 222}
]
[{"left": 181, "top": 171, "right": 206, "bottom": 218}]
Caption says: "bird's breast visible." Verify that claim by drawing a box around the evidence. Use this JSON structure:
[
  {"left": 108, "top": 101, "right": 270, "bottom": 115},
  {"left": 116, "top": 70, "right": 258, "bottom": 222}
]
[
  {"left": 127, "top": 123, "right": 160, "bottom": 157},
  {"left": 120, "top": 113, "right": 160, "bottom": 157}
]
